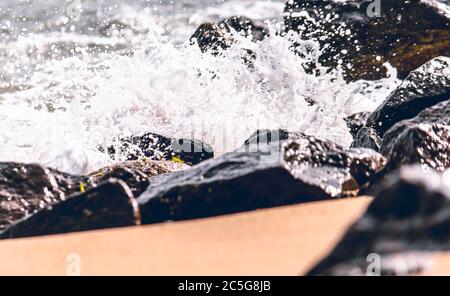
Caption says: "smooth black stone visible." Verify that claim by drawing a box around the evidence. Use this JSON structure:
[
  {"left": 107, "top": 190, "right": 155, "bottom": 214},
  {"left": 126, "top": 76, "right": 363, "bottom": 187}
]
[
  {"left": 0, "top": 179, "right": 140, "bottom": 239},
  {"left": 380, "top": 100, "right": 450, "bottom": 172},
  {"left": 107, "top": 132, "right": 214, "bottom": 166},
  {"left": 284, "top": 0, "right": 450, "bottom": 81},
  {"left": 137, "top": 135, "right": 385, "bottom": 225},
  {"left": 308, "top": 165, "right": 450, "bottom": 276},
  {"left": 366, "top": 56, "right": 450, "bottom": 137}
]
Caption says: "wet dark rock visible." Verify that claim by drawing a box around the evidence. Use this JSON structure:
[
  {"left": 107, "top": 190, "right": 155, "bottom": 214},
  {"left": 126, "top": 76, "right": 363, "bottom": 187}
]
[
  {"left": 107, "top": 132, "right": 214, "bottom": 166},
  {"left": 366, "top": 57, "right": 450, "bottom": 138},
  {"left": 380, "top": 101, "right": 450, "bottom": 172},
  {"left": 345, "top": 112, "right": 370, "bottom": 138},
  {"left": 137, "top": 134, "right": 385, "bottom": 225},
  {"left": 351, "top": 56, "right": 450, "bottom": 152},
  {"left": 0, "top": 159, "right": 183, "bottom": 231},
  {"left": 351, "top": 127, "right": 382, "bottom": 151},
  {"left": 0, "top": 163, "right": 93, "bottom": 231},
  {"left": 190, "top": 23, "right": 232, "bottom": 54},
  {"left": 89, "top": 160, "right": 189, "bottom": 197},
  {"left": 308, "top": 165, "right": 450, "bottom": 276},
  {"left": 218, "top": 16, "right": 269, "bottom": 42},
  {"left": 91, "top": 159, "right": 189, "bottom": 179},
  {"left": 284, "top": 0, "right": 450, "bottom": 81},
  {"left": 240, "top": 129, "right": 296, "bottom": 152},
  {"left": 0, "top": 179, "right": 140, "bottom": 239},
  {"left": 190, "top": 16, "right": 268, "bottom": 55}
]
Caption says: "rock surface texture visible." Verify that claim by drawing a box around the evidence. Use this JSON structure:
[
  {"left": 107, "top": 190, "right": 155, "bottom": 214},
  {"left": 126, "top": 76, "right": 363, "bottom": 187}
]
[
  {"left": 137, "top": 133, "right": 385, "bottom": 225},
  {"left": 190, "top": 16, "right": 268, "bottom": 54},
  {"left": 380, "top": 101, "right": 450, "bottom": 172},
  {"left": 284, "top": 0, "right": 450, "bottom": 81},
  {"left": 0, "top": 179, "right": 141, "bottom": 239},
  {"left": 308, "top": 166, "right": 450, "bottom": 276},
  {"left": 351, "top": 57, "right": 450, "bottom": 174},
  {"left": 107, "top": 132, "right": 214, "bottom": 166},
  {"left": 364, "top": 56, "right": 450, "bottom": 138},
  {"left": 0, "top": 159, "right": 186, "bottom": 235},
  {"left": 0, "top": 163, "right": 92, "bottom": 231}
]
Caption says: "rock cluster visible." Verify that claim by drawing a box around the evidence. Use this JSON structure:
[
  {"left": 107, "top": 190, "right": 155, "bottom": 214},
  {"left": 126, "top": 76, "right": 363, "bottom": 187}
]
[
  {"left": 351, "top": 57, "right": 450, "bottom": 173},
  {"left": 0, "top": 159, "right": 187, "bottom": 238},
  {"left": 0, "top": 179, "right": 141, "bottom": 239},
  {"left": 0, "top": 132, "right": 386, "bottom": 238},
  {"left": 137, "top": 135, "right": 385, "bottom": 224},
  {"left": 0, "top": 3, "right": 449, "bottom": 279}
]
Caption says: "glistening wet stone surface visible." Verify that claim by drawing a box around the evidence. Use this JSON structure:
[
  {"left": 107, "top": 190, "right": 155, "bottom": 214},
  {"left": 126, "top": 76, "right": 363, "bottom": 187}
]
[
  {"left": 0, "top": 179, "right": 141, "bottom": 239},
  {"left": 137, "top": 134, "right": 385, "bottom": 225},
  {"left": 284, "top": 0, "right": 450, "bottom": 81}
]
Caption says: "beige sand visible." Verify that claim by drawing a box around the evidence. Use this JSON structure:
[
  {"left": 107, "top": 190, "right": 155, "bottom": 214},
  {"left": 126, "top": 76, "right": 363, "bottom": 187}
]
[{"left": 0, "top": 197, "right": 448, "bottom": 275}]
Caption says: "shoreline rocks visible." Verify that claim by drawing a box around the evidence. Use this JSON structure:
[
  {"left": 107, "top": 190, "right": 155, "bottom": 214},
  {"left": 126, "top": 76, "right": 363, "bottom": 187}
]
[
  {"left": 0, "top": 163, "right": 93, "bottom": 231},
  {"left": 0, "top": 179, "right": 141, "bottom": 239},
  {"left": 363, "top": 56, "right": 450, "bottom": 140},
  {"left": 284, "top": 0, "right": 450, "bottom": 81},
  {"left": 380, "top": 100, "right": 450, "bottom": 173},
  {"left": 351, "top": 57, "right": 450, "bottom": 175},
  {"left": 308, "top": 165, "right": 450, "bottom": 276},
  {"left": 107, "top": 132, "right": 214, "bottom": 166},
  {"left": 0, "top": 159, "right": 187, "bottom": 234},
  {"left": 137, "top": 134, "right": 385, "bottom": 225}
]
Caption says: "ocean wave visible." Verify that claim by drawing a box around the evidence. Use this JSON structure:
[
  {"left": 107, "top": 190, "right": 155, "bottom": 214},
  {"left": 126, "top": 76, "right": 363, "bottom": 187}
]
[{"left": 0, "top": 1, "right": 399, "bottom": 174}]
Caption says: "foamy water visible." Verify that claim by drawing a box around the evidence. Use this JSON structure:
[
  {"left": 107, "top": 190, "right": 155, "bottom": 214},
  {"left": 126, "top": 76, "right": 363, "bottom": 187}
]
[{"left": 0, "top": 0, "right": 399, "bottom": 174}]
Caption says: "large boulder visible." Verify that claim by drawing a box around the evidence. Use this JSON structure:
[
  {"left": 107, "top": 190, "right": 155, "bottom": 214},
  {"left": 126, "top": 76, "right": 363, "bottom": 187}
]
[
  {"left": 0, "top": 160, "right": 185, "bottom": 230},
  {"left": 190, "top": 16, "right": 268, "bottom": 55},
  {"left": 0, "top": 163, "right": 92, "bottom": 231},
  {"left": 0, "top": 179, "right": 141, "bottom": 239},
  {"left": 137, "top": 133, "right": 385, "bottom": 225},
  {"left": 107, "top": 132, "right": 214, "bottom": 166},
  {"left": 380, "top": 100, "right": 450, "bottom": 172},
  {"left": 365, "top": 57, "right": 450, "bottom": 138},
  {"left": 308, "top": 165, "right": 450, "bottom": 276},
  {"left": 352, "top": 56, "right": 450, "bottom": 150},
  {"left": 284, "top": 0, "right": 450, "bottom": 81},
  {"left": 190, "top": 23, "right": 232, "bottom": 54}
]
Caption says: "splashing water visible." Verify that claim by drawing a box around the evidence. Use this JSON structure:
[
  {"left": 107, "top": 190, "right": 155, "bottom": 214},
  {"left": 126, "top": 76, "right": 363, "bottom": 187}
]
[{"left": 0, "top": 0, "right": 399, "bottom": 174}]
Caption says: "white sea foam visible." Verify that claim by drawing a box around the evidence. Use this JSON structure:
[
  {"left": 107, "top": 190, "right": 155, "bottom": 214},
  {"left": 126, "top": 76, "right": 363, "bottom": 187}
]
[{"left": 0, "top": 2, "right": 399, "bottom": 175}]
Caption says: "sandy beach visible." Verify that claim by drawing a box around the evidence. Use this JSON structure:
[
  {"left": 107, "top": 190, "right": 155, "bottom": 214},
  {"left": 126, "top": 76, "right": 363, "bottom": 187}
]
[
  {"left": 0, "top": 197, "right": 449, "bottom": 276},
  {"left": 0, "top": 198, "right": 370, "bottom": 275}
]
